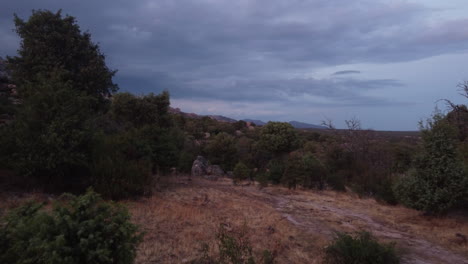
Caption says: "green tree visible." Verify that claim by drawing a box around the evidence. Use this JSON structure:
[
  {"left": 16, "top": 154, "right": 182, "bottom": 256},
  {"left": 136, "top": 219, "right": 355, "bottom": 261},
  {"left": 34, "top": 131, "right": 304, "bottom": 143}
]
[
  {"left": 233, "top": 162, "right": 250, "bottom": 184},
  {"left": 258, "top": 122, "right": 299, "bottom": 156},
  {"left": 7, "top": 10, "right": 117, "bottom": 105},
  {"left": 110, "top": 91, "right": 171, "bottom": 128},
  {"left": 394, "top": 112, "right": 468, "bottom": 214},
  {"left": 2, "top": 10, "right": 118, "bottom": 190},
  {"left": 205, "top": 132, "right": 238, "bottom": 170},
  {"left": 10, "top": 75, "right": 97, "bottom": 190}
]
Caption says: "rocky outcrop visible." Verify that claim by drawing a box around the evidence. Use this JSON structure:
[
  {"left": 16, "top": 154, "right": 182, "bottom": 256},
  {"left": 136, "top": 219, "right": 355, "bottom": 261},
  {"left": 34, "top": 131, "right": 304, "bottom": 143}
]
[
  {"left": 191, "top": 156, "right": 225, "bottom": 180},
  {"left": 206, "top": 165, "right": 224, "bottom": 177},
  {"left": 191, "top": 156, "right": 208, "bottom": 177}
]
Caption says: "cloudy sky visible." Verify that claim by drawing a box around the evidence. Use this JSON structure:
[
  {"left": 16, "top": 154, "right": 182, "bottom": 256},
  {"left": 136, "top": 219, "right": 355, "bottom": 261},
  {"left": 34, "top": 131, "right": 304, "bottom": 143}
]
[{"left": 2, "top": 0, "right": 468, "bottom": 130}]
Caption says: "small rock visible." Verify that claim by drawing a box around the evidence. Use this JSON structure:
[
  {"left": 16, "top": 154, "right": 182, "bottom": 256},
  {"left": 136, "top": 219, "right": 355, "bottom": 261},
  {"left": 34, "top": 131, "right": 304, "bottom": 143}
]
[{"left": 454, "top": 233, "right": 467, "bottom": 245}]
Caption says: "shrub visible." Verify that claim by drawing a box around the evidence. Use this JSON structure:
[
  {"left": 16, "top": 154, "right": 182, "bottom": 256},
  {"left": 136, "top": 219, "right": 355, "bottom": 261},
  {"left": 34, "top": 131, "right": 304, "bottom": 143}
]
[
  {"left": 192, "top": 224, "right": 275, "bottom": 264},
  {"left": 394, "top": 113, "right": 468, "bottom": 214},
  {"left": 326, "top": 171, "right": 346, "bottom": 192},
  {"left": 258, "top": 122, "right": 300, "bottom": 156},
  {"left": 324, "top": 231, "right": 399, "bottom": 264},
  {"left": 0, "top": 189, "right": 142, "bottom": 264},
  {"left": 255, "top": 172, "right": 269, "bottom": 188},
  {"left": 90, "top": 133, "right": 153, "bottom": 199},
  {"left": 205, "top": 132, "right": 238, "bottom": 171},
  {"left": 233, "top": 162, "right": 250, "bottom": 184},
  {"left": 217, "top": 224, "right": 256, "bottom": 264},
  {"left": 266, "top": 159, "right": 285, "bottom": 185}
]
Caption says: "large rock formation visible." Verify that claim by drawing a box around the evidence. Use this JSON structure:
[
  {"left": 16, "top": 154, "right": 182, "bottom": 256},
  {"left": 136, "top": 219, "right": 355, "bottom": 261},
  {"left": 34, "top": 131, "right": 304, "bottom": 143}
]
[
  {"left": 206, "top": 165, "right": 224, "bottom": 177},
  {"left": 191, "top": 156, "right": 225, "bottom": 180},
  {"left": 191, "top": 156, "right": 208, "bottom": 177}
]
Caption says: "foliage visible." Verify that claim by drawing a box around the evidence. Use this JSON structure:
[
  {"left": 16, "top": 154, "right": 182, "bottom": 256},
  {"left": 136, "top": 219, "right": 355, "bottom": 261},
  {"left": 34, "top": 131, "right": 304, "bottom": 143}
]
[
  {"left": 255, "top": 172, "right": 269, "bottom": 188},
  {"left": 324, "top": 231, "right": 399, "bottom": 264},
  {"left": 282, "top": 152, "right": 326, "bottom": 190},
  {"left": 7, "top": 10, "right": 117, "bottom": 105},
  {"left": 8, "top": 77, "right": 96, "bottom": 191},
  {"left": 110, "top": 92, "right": 171, "bottom": 128},
  {"left": 205, "top": 132, "right": 238, "bottom": 171},
  {"left": 191, "top": 224, "right": 275, "bottom": 264},
  {"left": 0, "top": 189, "right": 142, "bottom": 264},
  {"left": 217, "top": 224, "right": 256, "bottom": 264},
  {"left": 266, "top": 159, "right": 285, "bottom": 185},
  {"left": 90, "top": 133, "right": 153, "bottom": 199},
  {"left": 258, "top": 122, "right": 299, "bottom": 155},
  {"left": 394, "top": 113, "right": 468, "bottom": 214},
  {"left": 233, "top": 162, "right": 250, "bottom": 183},
  {"left": 2, "top": 10, "right": 117, "bottom": 191}
]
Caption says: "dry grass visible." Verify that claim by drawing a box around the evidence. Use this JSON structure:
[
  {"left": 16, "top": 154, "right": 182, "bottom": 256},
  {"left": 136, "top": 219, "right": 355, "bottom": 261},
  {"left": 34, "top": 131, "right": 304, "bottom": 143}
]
[
  {"left": 1, "top": 175, "right": 467, "bottom": 263},
  {"left": 126, "top": 177, "right": 323, "bottom": 263}
]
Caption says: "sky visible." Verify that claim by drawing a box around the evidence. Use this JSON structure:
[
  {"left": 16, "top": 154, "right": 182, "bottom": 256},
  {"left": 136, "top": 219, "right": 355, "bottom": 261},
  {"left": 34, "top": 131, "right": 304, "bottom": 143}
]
[{"left": 2, "top": 0, "right": 468, "bottom": 130}]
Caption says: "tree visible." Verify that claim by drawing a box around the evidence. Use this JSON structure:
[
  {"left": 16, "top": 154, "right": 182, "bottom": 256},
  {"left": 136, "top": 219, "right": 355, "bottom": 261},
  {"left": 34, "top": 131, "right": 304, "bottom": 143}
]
[
  {"left": 233, "top": 162, "right": 250, "bottom": 184},
  {"left": 110, "top": 91, "right": 171, "bottom": 128},
  {"left": 10, "top": 75, "right": 96, "bottom": 189},
  {"left": 7, "top": 10, "right": 118, "bottom": 107},
  {"left": 394, "top": 112, "right": 468, "bottom": 214},
  {"left": 205, "top": 132, "right": 238, "bottom": 170},
  {"left": 258, "top": 122, "right": 299, "bottom": 156},
  {"left": 3, "top": 10, "right": 118, "bottom": 190}
]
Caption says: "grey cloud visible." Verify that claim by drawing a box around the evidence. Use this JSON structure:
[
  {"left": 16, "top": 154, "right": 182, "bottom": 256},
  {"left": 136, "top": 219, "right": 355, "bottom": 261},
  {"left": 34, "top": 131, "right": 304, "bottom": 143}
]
[
  {"left": 333, "top": 70, "right": 361, "bottom": 75},
  {"left": 0, "top": 0, "right": 460, "bottom": 126}
]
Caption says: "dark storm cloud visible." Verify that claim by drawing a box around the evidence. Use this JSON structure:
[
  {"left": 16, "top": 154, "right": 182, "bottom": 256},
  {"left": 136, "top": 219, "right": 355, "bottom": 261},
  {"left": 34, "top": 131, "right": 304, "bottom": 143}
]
[
  {"left": 0, "top": 0, "right": 466, "bottom": 107},
  {"left": 333, "top": 70, "right": 361, "bottom": 75}
]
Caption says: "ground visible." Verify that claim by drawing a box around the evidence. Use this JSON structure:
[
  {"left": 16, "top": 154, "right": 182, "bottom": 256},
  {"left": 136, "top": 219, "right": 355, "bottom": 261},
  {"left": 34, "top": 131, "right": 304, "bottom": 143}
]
[
  {"left": 1, "top": 175, "right": 467, "bottom": 263},
  {"left": 127, "top": 176, "right": 468, "bottom": 264}
]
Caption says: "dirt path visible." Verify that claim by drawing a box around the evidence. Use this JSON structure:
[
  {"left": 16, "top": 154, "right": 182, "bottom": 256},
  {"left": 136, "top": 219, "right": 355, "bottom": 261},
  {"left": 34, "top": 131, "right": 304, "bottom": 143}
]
[
  {"left": 263, "top": 191, "right": 467, "bottom": 264},
  {"left": 198, "top": 179, "right": 468, "bottom": 264}
]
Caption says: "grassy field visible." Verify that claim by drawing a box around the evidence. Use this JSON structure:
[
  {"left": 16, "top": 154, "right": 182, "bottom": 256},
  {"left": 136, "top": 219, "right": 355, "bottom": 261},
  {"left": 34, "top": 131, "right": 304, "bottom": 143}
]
[{"left": 1, "top": 176, "right": 467, "bottom": 263}]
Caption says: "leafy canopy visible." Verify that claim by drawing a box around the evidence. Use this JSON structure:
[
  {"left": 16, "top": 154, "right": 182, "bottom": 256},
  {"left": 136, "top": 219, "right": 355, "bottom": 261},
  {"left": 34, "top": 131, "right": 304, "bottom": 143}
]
[{"left": 7, "top": 9, "right": 118, "bottom": 104}]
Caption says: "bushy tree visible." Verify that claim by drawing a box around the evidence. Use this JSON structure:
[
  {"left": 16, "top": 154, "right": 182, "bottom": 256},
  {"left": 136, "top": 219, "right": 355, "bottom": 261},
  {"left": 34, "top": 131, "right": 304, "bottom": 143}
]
[
  {"left": 233, "top": 162, "right": 250, "bottom": 183},
  {"left": 282, "top": 152, "right": 326, "bottom": 190},
  {"left": 394, "top": 113, "right": 468, "bottom": 214},
  {"left": 205, "top": 132, "right": 238, "bottom": 170},
  {"left": 7, "top": 10, "right": 117, "bottom": 105},
  {"left": 9, "top": 76, "right": 97, "bottom": 190},
  {"left": 0, "top": 189, "right": 142, "bottom": 264},
  {"left": 3, "top": 10, "right": 118, "bottom": 190},
  {"left": 110, "top": 91, "right": 171, "bottom": 128},
  {"left": 258, "top": 122, "right": 299, "bottom": 156}
]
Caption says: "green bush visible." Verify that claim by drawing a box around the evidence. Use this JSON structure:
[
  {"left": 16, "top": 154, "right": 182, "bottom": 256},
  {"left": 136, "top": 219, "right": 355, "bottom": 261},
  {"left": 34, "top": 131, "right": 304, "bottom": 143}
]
[
  {"left": 394, "top": 113, "right": 468, "bottom": 214},
  {"left": 266, "top": 159, "right": 285, "bottom": 185},
  {"left": 255, "top": 172, "right": 269, "bottom": 188},
  {"left": 0, "top": 189, "right": 142, "bottom": 264},
  {"left": 326, "top": 171, "right": 346, "bottom": 192},
  {"left": 233, "top": 162, "right": 250, "bottom": 184},
  {"left": 192, "top": 224, "right": 275, "bottom": 264},
  {"left": 324, "top": 231, "right": 399, "bottom": 264},
  {"left": 90, "top": 133, "right": 153, "bottom": 199}
]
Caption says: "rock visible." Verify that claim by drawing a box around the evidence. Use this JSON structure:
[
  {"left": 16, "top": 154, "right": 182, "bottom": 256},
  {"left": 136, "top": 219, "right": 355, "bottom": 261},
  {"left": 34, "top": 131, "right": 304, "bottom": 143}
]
[
  {"left": 267, "top": 226, "right": 275, "bottom": 234},
  {"left": 191, "top": 156, "right": 208, "bottom": 177},
  {"left": 226, "top": 171, "right": 234, "bottom": 178},
  {"left": 454, "top": 233, "right": 467, "bottom": 245},
  {"left": 207, "top": 165, "right": 224, "bottom": 176}
]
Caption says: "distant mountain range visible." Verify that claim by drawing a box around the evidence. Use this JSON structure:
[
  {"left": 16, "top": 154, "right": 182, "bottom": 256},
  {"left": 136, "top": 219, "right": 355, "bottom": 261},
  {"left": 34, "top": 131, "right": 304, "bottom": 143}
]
[
  {"left": 243, "top": 119, "right": 326, "bottom": 129},
  {"left": 169, "top": 107, "right": 326, "bottom": 129}
]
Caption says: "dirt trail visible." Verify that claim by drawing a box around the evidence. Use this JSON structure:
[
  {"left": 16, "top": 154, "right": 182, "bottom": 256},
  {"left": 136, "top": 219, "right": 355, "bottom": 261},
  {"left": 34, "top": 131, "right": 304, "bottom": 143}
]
[
  {"left": 200, "top": 179, "right": 468, "bottom": 264},
  {"left": 265, "top": 192, "right": 467, "bottom": 264}
]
